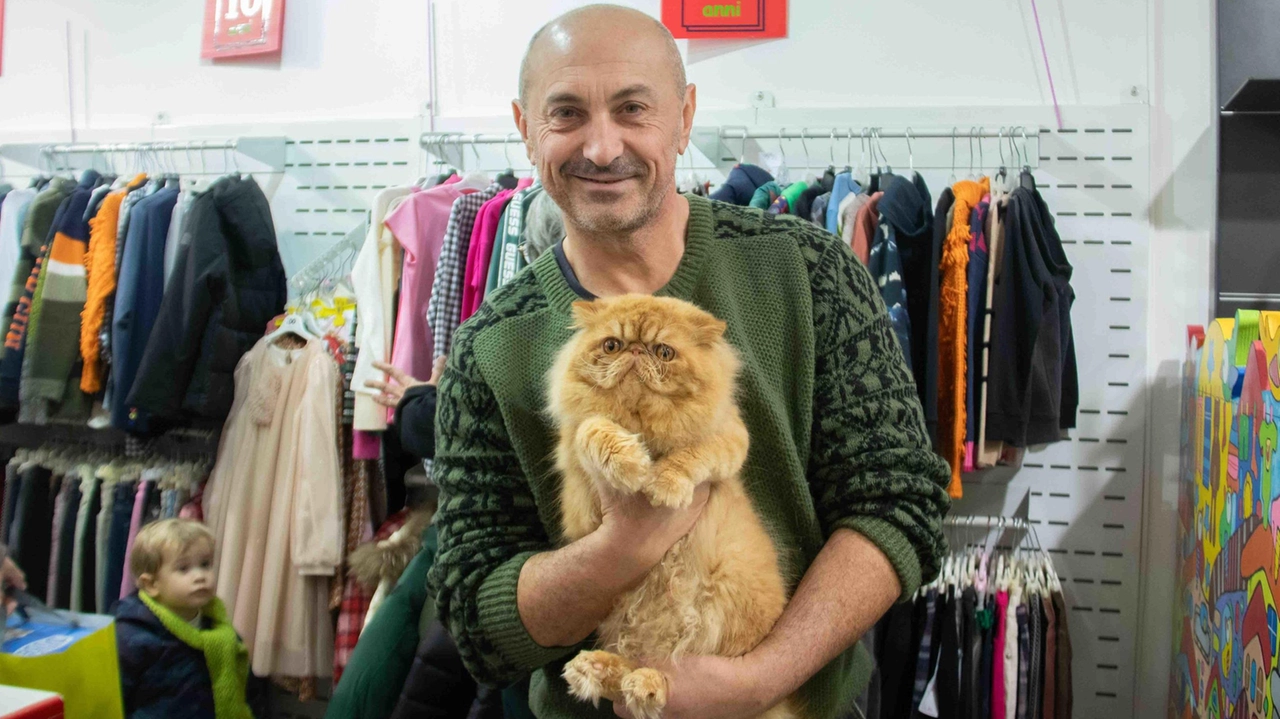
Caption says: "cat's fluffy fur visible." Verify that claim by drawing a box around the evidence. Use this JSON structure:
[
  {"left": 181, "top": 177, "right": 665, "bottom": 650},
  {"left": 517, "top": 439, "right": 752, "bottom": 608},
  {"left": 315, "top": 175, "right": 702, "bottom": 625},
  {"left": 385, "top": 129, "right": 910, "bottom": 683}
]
[{"left": 547, "top": 294, "right": 801, "bottom": 719}]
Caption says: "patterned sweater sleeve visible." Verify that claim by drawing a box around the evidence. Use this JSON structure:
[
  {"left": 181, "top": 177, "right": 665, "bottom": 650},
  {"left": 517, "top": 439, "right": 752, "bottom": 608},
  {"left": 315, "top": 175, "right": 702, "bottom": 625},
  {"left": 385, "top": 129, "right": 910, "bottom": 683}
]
[
  {"left": 426, "top": 331, "right": 570, "bottom": 684},
  {"left": 804, "top": 231, "right": 951, "bottom": 599}
]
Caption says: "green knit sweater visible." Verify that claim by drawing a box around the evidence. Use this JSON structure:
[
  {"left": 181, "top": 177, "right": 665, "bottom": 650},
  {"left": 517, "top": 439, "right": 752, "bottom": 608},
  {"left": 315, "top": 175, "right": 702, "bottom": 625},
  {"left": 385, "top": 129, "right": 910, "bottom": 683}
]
[{"left": 427, "top": 193, "right": 951, "bottom": 719}]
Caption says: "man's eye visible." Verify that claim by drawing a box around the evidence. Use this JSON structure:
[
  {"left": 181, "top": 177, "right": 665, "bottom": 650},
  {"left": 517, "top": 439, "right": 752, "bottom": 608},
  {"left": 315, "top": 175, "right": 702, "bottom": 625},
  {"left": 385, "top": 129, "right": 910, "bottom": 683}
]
[
  {"left": 622, "top": 103, "right": 644, "bottom": 114},
  {"left": 551, "top": 107, "right": 580, "bottom": 120}
]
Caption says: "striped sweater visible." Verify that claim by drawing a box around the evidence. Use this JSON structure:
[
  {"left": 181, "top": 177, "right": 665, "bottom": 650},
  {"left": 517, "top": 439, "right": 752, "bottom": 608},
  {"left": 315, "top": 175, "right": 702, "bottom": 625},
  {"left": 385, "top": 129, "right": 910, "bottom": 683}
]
[
  {"left": 0, "top": 178, "right": 76, "bottom": 409},
  {"left": 23, "top": 174, "right": 99, "bottom": 418}
]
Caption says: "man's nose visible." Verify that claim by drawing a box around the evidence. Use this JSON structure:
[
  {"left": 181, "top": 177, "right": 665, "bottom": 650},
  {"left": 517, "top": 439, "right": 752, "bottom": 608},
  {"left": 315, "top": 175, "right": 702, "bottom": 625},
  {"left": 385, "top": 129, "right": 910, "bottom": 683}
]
[{"left": 581, "top": 115, "right": 624, "bottom": 169}]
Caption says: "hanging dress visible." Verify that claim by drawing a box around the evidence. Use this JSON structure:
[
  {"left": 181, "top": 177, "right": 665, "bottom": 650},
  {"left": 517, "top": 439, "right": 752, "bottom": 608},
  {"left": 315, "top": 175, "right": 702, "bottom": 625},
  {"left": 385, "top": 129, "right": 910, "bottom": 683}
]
[{"left": 206, "top": 337, "right": 343, "bottom": 680}]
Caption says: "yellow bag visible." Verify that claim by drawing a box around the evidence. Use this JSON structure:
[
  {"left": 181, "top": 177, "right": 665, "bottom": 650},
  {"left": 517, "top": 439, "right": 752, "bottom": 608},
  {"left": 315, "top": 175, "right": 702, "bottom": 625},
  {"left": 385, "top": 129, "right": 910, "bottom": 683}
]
[{"left": 1, "top": 612, "right": 124, "bottom": 719}]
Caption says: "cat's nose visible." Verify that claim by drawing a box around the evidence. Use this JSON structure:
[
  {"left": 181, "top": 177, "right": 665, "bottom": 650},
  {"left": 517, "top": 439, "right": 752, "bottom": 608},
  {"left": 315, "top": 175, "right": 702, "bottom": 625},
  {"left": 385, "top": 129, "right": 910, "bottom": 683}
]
[{"left": 630, "top": 346, "right": 643, "bottom": 356}]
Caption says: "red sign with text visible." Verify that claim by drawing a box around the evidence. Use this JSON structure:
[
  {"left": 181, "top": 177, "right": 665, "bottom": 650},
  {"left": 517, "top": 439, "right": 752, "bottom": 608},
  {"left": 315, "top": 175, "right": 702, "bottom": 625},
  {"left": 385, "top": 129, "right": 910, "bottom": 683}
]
[
  {"left": 202, "top": 0, "right": 285, "bottom": 59},
  {"left": 661, "top": 0, "right": 787, "bottom": 39}
]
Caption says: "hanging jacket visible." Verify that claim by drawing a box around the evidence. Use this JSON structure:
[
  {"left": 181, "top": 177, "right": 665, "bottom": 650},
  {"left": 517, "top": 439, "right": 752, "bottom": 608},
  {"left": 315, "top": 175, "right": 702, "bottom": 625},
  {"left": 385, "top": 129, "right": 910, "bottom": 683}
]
[
  {"left": 23, "top": 170, "right": 100, "bottom": 414},
  {"left": 986, "top": 185, "right": 1077, "bottom": 446},
  {"left": 0, "top": 178, "right": 75, "bottom": 410},
  {"left": 748, "top": 181, "right": 783, "bottom": 210},
  {"left": 709, "top": 163, "right": 773, "bottom": 206},
  {"left": 389, "top": 621, "right": 505, "bottom": 719},
  {"left": 963, "top": 200, "right": 991, "bottom": 472},
  {"left": 875, "top": 173, "right": 934, "bottom": 372},
  {"left": 111, "top": 188, "right": 179, "bottom": 429},
  {"left": 127, "top": 176, "right": 286, "bottom": 429}
]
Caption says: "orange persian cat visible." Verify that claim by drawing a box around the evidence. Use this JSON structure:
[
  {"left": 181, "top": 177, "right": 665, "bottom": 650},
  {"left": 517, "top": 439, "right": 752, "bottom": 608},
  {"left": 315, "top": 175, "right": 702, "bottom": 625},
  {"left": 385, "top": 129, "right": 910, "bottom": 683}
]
[{"left": 547, "top": 295, "right": 801, "bottom": 719}]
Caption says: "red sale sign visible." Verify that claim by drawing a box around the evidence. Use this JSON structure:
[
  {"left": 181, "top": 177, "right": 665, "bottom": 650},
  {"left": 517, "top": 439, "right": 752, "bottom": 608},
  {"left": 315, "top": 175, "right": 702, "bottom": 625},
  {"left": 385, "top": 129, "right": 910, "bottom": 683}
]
[
  {"left": 202, "top": 0, "right": 285, "bottom": 59},
  {"left": 661, "top": 0, "right": 787, "bottom": 39}
]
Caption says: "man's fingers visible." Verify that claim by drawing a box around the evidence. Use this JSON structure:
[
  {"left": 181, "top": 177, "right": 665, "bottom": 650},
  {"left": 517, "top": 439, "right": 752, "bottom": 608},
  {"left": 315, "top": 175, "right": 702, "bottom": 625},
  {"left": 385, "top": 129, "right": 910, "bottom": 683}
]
[
  {"left": 372, "top": 395, "right": 398, "bottom": 408},
  {"left": 365, "top": 380, "right": 388, "bottom": 392}
]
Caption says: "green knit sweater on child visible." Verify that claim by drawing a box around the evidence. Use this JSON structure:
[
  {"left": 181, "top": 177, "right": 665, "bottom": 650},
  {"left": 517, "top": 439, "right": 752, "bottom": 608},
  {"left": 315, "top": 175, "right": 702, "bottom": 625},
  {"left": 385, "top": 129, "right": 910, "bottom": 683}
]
[{"left": 427, "top": 192, "right": 951, "bottom": 719}]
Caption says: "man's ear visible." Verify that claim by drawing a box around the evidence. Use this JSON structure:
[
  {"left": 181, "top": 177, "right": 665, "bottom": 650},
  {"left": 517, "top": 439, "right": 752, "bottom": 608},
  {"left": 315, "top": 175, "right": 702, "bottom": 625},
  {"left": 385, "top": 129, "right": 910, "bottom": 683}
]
[
  {"left": 680, "top": 84, "right": 698, "bottom": 151},
  {"left": 513, "top": 100, "right": 535, "bottom": 163}
]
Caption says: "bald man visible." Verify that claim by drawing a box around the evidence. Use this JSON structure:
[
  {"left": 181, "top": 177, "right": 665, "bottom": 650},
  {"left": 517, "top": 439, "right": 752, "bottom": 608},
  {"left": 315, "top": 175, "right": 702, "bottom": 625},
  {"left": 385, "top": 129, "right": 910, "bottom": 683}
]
[{"left": 426, "top": 6, "right": 951, "bottom": 719}]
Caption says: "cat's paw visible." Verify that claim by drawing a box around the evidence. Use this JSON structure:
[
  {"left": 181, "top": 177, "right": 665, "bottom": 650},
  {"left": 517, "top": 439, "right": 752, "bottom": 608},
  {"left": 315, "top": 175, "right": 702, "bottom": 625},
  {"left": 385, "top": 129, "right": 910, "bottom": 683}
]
[
  {"left": 620, "top": 668, "right": 668, "bottom": 719},
  {"left": 644, "top": 466, "right": 695, "bottom": 508},
  {"left": 563, "top": 650, "right": 630, "bottom": 705},
  {"left": 579, "top": 418, "right": 651, "bottom": 494}
]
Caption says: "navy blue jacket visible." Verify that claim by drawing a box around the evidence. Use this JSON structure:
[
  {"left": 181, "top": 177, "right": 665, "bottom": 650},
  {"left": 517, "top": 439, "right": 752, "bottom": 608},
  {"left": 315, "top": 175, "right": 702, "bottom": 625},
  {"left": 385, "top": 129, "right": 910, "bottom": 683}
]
[
  {"left": 115, "top": 594, "right": 217, "bottom": 719},
  {"left": 110, "top": 187, "right": 179, "bottom": 430}
]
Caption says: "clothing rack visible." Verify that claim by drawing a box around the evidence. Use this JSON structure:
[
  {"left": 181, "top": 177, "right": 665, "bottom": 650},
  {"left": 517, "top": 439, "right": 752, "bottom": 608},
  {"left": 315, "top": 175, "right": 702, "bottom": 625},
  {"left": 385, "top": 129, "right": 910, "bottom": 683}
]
[
  {"left": 943, "top": 515, "right": 1033, "bottom": 532},
  {"left": 419, "top": 126, "right": 1042, "bottom": 174},
  {"left": 0, "top": 136, "right": 288, "bottom": 178}
]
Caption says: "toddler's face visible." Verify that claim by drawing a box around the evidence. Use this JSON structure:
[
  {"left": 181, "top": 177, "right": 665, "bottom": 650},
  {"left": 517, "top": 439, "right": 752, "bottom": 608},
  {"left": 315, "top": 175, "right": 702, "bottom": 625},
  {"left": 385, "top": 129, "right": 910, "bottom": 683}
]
[{"left": 148, "top": 540, "right": 215, "bottom": 614}]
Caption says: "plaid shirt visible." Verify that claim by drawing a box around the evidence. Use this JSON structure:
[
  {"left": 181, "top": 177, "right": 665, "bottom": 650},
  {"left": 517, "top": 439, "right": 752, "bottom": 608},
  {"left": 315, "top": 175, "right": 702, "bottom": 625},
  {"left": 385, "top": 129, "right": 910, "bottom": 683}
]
[{"left": 427, "top": 183, "right": 501, "bottom": 361}]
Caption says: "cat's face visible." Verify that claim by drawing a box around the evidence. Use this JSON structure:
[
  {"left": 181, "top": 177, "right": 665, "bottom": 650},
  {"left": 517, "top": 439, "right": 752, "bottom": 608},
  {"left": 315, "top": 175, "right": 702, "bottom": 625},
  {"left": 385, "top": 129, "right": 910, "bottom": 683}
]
[{"left": 563, "top": 295, "right": 733, "bottom": 400}]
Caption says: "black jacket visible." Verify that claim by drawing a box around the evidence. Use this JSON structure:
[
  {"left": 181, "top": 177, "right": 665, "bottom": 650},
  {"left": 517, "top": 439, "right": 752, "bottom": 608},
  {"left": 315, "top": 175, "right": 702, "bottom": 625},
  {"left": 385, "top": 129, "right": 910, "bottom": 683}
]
[
  {"left": 917, "top": 188, "right": 954, "bottom": 448},
  {"left": 115, "top": 594, "right": 216, "bottom": 719},
  {"left": 389, "top": 620, "right": 503, "bottom": 719},
  {"left": 986, "top": 184, "right": 1078, "bottom": 446},
  {"left": 394, "top": 385, "right": 438, "bottom": 460},
  {"left": 127, "top": 176, "right": 286, "bottom": 428}
]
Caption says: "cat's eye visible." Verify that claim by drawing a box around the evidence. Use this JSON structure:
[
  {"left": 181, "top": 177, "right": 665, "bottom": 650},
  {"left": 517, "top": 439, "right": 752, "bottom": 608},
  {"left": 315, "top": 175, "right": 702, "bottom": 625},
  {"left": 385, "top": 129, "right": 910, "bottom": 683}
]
[
  {"left": 655, "top": 344, "right": 676, "bottom": 361},
  {"left": 602, "top": 338, "right": 623, "bottom": 354}
]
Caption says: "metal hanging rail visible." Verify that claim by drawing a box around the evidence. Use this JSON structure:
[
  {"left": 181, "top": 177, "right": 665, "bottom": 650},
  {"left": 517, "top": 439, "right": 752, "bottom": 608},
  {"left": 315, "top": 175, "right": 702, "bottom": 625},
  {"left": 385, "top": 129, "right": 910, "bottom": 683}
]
[
  {"left": 0, "top": 136, "right": 288, "bottom": 177},
  {"left": 41, "top": 140, "right": 238, "bottom": 153},
  {"left": 421, "top": 126, "right": 1041, "bottom": 174},
  {"left": 943, "top": 515, "right": 1032, "bottom": 531}
]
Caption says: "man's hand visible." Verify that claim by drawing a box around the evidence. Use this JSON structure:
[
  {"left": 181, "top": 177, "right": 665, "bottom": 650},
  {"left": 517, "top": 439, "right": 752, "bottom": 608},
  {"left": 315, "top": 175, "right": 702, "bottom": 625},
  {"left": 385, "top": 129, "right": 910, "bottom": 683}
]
[
  {"left": 597, "top": 481, "right": 711, "bottom": 573},
  {"left": 518, "top": 481, "right": 710, "bottom": 649},
  {"left": 2, "top": 555, "right": 26, "bottom": 615},
  {"left": 368, "top": 357, "right": 447, "bottom": 408},
  {"left": 611, "top": 654, "right": 773, "bottom": 719}
]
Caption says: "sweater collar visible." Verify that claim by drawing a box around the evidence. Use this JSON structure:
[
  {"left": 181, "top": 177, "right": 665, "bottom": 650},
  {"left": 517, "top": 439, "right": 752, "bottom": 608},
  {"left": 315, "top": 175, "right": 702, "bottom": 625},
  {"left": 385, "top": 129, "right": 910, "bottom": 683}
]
[{"left": 533, "top": 192, "right": 713, "bottom": 314}]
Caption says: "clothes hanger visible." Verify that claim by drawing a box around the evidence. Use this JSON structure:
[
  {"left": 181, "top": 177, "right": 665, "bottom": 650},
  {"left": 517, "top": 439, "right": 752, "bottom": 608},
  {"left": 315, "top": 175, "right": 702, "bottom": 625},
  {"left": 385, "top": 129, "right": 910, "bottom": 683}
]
[
  {"left": 975, "top": 127, "right": 986, "bottom": 181},
  {"left": 865, "top": 128, "right": 880, "bottom": 194},
  {"left": 904, "top": 127, "right": 915, "bottom": 179},
  {"left": 842, "top": 128, "right": 854, "bottom": 175},
  {"left": 1018, "top": 127, "right": 1036, "bottom": 191},
  {"left": 857, "top": 128, "right": 872, "bottom": 191}
]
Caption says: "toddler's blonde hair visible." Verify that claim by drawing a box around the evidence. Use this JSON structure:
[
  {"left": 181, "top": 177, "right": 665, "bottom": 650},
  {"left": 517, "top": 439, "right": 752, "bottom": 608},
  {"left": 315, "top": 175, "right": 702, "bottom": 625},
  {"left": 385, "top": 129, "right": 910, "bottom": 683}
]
[{"left": 129, "top": 518, "right": 215, "bottom": 579}]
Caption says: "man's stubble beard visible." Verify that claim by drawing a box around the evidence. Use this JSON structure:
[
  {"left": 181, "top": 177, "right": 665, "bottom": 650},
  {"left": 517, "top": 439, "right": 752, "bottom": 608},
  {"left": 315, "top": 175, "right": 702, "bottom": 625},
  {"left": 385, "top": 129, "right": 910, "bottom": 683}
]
[{"left": 565, "top": 173, "right": 671, "bottom": 237}]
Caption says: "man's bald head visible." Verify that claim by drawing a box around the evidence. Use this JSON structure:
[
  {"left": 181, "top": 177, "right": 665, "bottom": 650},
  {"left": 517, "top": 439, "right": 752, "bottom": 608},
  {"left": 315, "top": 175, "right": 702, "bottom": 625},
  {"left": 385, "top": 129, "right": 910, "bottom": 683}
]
[{"left": 518, "top": 4, "right": 687, "bottom": 108}]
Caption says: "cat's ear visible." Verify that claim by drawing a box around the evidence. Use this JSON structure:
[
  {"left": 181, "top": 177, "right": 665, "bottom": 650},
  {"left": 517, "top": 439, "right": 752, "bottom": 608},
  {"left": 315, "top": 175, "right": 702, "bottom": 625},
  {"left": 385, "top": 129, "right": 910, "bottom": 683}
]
[
  {"left": 693, "top": 315, "right": 728, "bottom": 345},
  {"left": 571, "top": 300, "right": 600, "bottom": 328}
]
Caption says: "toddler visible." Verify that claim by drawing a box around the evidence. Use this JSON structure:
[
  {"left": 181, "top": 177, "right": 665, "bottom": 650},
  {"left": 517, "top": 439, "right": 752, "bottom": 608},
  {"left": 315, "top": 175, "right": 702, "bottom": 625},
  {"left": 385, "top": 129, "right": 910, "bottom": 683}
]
[{"left": 114, "top": 518, "right": 252, "bottom": 719}]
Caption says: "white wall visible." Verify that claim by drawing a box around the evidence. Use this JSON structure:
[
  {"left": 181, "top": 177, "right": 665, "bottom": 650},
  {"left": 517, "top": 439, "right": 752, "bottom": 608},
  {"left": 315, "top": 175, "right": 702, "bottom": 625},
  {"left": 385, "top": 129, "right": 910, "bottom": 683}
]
[
  {"left": 1137, "top": 0, "right": 1217, "bottom": 714},
  {"left": 0, "top": 0, "right": 1152, "bottom": 134},
  {"left": 429, "top": 0, "right": 1150, "bottom": 119},
  {"left": 0, "top": 0, "right": 432, "bottom": 132}
]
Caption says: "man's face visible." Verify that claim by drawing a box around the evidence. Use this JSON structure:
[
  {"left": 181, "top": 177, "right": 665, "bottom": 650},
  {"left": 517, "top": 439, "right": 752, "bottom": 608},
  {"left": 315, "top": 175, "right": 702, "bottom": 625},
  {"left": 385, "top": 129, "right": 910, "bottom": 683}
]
[{"left": 517, "top": 30, "right": 694, "bottom": 236}]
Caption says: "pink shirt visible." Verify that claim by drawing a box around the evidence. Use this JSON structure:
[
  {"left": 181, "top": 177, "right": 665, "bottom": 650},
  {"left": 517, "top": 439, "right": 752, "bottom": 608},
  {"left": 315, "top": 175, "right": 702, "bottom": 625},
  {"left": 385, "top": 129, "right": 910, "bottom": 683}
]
[
  {"left": 460, "top": 179, "right": 532, "bottom": 322},
  {"left": 384, "top": 179, "right": 474, "bottom": 383}
]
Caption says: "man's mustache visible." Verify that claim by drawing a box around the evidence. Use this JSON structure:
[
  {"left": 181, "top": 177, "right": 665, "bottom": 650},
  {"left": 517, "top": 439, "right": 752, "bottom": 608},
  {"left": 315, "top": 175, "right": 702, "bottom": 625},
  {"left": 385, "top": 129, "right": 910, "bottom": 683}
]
[{"left": 559, "top": 156, "right": 647, "bottom": 179}]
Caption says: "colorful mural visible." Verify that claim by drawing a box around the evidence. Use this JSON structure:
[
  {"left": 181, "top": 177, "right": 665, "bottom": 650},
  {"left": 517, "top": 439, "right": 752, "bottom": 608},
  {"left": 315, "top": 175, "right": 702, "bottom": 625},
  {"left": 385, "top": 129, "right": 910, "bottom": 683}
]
[{"left": 1173, "top": 311, "right": 1280, "bottom": 719}]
